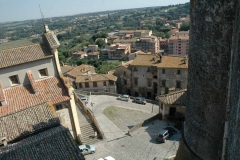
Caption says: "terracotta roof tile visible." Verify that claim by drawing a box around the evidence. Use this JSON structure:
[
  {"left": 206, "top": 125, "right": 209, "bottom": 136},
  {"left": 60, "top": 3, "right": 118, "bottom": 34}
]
[
  {"left": 76, "top": 74, "right": 117, "bottom": 83},
  {"left": 131, "top": 54, "right": 188, "bottom": 68},
  {"left": 158, "top": 89, "right": 187, "bottom": 105},
  {"left": 73, "top": 51, "right": 86, "bottom": 55},
  {"left": 0, "top": 43, "right": 53, "bottom": 69},
  {"left": 66, "top": 64, "right": 95, "bottom": 78},
  {"left": 60, "top": 65, "right": 75, "bottom": 74},
  {"left": 0, "top": 83, "right": 4, "bottom": 102},
  {"left": 1, "top": 77, "right": 70, "bottom": 116},
  {"left": 115, "top": 60, "right": 133, "bottom": 69},
  {"left": 0, "top": 102, "right": 60, "bottom": 143}
]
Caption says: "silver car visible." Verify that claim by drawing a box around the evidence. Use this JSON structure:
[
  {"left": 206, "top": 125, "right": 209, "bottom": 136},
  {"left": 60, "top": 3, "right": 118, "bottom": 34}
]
[
  {"left": 117, "top": 94, "right": 129, "bottom": 101},
  {"left": 133, "top": 97, "right": 146, "bottom": 105},
  {"left": 79, "top": 144, "right": 95, "bottom": 155}
]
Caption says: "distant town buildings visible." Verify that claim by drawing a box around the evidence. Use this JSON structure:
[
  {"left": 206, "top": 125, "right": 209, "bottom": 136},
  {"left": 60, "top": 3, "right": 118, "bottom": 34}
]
[
  {"left": 115, "top": 30, "right": 152, "bottom": 37},
  {"left": 72, "top": 51, "right": 87, "bottom": 60},
  {"left": 135, "top": 36, "right": 160, "bottom": 54},
  {"left": 0, "top": 39, "right": 8, "bottom": 44},
  {"left": 159, "top": 37, "right": 169, "bottom": 50},
  {"left": 87, "top": 51, "right": 100, "bottom": 59},
  {"left": 168, "top": 31, "right": 189, "bottom": 55},
  {"left": 108, "top": 43, "right": 131, "bottom": 60},
  {"left": 87, "top": 44, "right": 98, "bottom": 52}
]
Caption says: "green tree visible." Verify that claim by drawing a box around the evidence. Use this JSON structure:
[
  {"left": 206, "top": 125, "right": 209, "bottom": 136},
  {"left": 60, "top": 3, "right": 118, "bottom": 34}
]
[
  {"left": 95, "top": 39, "right": 106, "bottom": 48},
  {"left": 179, "top": 22, "right": 190, "bottom": 31}
]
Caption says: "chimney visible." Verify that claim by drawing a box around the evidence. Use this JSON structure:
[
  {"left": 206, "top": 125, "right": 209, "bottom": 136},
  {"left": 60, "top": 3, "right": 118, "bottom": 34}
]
[
  {"left": 44, "top": 25, "right": 50, "bottom": 33},
  {"left": 1, "top": 137, "right": 7, "bottom": 147},
  {"left": 88, "top": 75, "right": 92, "bottom": 80}
]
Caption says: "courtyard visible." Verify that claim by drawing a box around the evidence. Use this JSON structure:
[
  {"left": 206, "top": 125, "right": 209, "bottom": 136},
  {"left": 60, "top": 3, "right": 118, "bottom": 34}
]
[{"left": 82, "top": 96, "right": 181, "bottom": 160}]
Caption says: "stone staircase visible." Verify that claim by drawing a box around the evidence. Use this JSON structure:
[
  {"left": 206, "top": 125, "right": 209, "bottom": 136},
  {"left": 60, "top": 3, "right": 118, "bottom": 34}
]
[{"left": 80, "top": 123, "right": 102, "bottom": 144}]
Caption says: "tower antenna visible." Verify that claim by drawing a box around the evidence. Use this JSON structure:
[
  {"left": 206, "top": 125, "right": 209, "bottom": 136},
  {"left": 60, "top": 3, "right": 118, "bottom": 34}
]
[{"left": 39, "top": 4, "right": 45, "bottom": 27}]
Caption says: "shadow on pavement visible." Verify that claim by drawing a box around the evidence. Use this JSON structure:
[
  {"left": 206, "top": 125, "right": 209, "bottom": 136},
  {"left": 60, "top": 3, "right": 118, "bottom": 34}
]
[{"left": 142, "top": 119, "right": 182, "bottom": 144}]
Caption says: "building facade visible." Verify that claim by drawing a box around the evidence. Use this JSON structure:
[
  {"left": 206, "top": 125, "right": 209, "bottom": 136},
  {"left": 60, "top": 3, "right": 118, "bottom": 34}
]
[
  {"left": 72, "top": 51, "right": 87, "bottom": 60},
  {"left": 113, "top": 60, "right": 133, "bottom": 95},
  {"left": 135, "top": 36, "right": 160, "bottom": 54},
  {"left": 107, "top": 43, "right": 131, "bottom": 60},
  {"left": 168, "top": 31, "right": 189, "bottom": 55},
  {"left": 131, "top": 54, "right": 188, "bottom": 99},
  {"left": 76, "top": 74, "right": 117, "bottom": 93}
]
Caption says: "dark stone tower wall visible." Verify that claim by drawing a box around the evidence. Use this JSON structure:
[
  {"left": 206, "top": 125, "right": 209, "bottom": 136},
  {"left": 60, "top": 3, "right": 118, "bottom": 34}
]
[
  {"left": 176, "top": 0, "right": 237, "bottom": 159},
  {"left": 227, "top": 1, "right": 240, "bottom": 159}
]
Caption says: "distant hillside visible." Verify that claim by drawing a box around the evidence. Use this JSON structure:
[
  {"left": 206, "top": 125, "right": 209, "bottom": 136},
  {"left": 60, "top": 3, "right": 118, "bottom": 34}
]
[{"left": 0, "top": 2, "right": 190, "bottom": 41}]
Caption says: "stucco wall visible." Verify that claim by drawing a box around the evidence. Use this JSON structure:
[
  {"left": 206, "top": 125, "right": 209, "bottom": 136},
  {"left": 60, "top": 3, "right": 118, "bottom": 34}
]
[
  {"left": 77, "top": 81, "right": 116, "bottom": 93},
  {"left": 158, "top": 68, "right": 188, "bottom": 94},
  {"left": 0, "top": 58, "right": 58, "bottom": 89}
]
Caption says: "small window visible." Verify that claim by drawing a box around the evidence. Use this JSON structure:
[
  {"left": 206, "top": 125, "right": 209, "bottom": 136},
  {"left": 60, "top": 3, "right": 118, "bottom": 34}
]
[
  {"left": 134, "top": 78, "right": 138, "bottom": 85},
  {"left": 85, "top": 82, "right": 89, "bottom": 88},
  {"left": 162, "top": 80, "right": 166, "bottom": 87},
  {"left": 93, "top": 82, "right": 98, "bottom": 87},
  {"left": 124, "top": 71, "right": 126, "bottom": 75},
  {"left": 9, "top": 75, "right": 19, "bottom": 85},
  {"left": 39, "top": 68, "right": 48, "bottom": 77},
  {"left": 79, "top": 83, "right": 83, "bottom": 88},
  {"left": 124, "top": 80, "right": 127, "bottom": 85},
  {"left": 176, "top": 81, "right": 181, "bottom": 88},
  {"left": 162, "top": 69, "right": 165, "bottom": 74},
  {"left": 177, "top": 69, "right": 181, "bottom": 74},
  {"left": 133, "top": 67, "right": 137, "bottom": 71}
]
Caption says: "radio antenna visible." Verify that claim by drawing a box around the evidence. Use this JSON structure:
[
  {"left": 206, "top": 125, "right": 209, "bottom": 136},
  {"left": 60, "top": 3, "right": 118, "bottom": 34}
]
[{"left": 39, "top": 4, "right": 45, "bottom": 28}]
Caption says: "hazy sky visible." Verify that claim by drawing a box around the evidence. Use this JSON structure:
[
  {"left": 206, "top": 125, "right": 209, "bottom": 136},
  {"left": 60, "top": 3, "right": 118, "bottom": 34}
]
[{"left": 0, "top": 0, "right": 189, "bottom": 22}]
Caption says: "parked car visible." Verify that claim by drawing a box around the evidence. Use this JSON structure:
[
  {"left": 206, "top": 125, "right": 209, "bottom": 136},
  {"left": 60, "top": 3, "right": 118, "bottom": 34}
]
[
  {"left": 133, "top": 97, "right": 146, "bottom": 105},
  {"left": 164, "top": 127, "right": 177, "bottom": 136},
  {"left": 79, "top": 144, "right": 95, "bottom": 155},
  {"left": 81, "top": 97, "right": 88, "bottom": 104},
  {"left": 116, "top": 94, "right": 129, "bottom": 101},
  {"left": 98, "top": 156, "right": 115, "bottom": 160},
  {"left": 156, "top": 127, "right": 177, "bottom": 143}
]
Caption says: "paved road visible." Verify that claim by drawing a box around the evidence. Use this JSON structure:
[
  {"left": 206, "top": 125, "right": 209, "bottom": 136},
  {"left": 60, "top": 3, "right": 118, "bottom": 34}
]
[
  {"left": 86, "top": 95, "right": 159, "bottom": 142},
  {"left": 85, "top": 119, "right": 181, "bottom": 160}
]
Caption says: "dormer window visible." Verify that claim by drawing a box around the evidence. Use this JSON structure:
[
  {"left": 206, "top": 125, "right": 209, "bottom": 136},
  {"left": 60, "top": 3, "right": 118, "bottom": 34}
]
[
  {"left": 9, "top": 75, "right": 20, "bottom": 85},
  {"left": 39, "top": 68, "right": 48, "bottom": 77}
]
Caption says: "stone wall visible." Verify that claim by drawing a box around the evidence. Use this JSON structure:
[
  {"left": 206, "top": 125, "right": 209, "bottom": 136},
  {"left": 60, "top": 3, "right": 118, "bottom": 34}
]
[{"left": 176, "top": 0, "right": 237, "bottom": 160}]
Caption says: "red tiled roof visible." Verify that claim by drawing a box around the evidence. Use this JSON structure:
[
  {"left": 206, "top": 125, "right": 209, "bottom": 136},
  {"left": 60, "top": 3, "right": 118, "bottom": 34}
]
[
  {"left": 0, "top": 83, "right": 4, "bottom": 102},
  {"left": 0, "top": 77, "right": 70, "bottom": 116},
  {"left": 73, "top": 51, "right": 86, "bottom": 55},
  {"left": 0, "top": 43, "right": 53, "bottom": 69}
]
